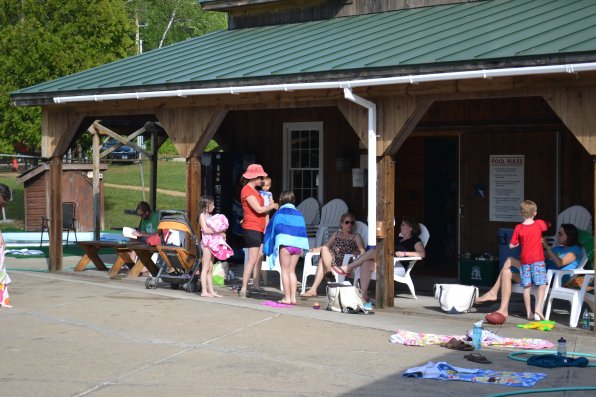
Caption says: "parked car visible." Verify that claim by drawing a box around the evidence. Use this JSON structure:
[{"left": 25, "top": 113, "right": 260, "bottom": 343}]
[{"left": 101, "top": 138, "right": 139, "bottom": 163}]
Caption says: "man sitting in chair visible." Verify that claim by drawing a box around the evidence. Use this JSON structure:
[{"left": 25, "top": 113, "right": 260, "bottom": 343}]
[{"left": 132, "top": 201, "right": 158, "bottom": 241}]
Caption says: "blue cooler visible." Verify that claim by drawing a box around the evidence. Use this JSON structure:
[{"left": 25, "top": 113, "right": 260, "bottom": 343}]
[{"left": 498, "top": 228, "right": 521, "bottom": 270}]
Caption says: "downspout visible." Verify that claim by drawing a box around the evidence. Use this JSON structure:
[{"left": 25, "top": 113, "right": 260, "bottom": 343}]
[{"left": 343, "top": 88, "right": 376, "bottom": 248}]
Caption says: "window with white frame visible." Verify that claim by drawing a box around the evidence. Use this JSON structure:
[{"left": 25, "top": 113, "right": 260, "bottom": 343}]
[{"left": 283, "top": 122, "right": 323, "bottom": 203}]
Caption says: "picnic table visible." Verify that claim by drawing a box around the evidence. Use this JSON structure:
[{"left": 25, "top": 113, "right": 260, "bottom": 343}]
[{"left": 74, "top": 240, "right": 159, "bottom": 278}]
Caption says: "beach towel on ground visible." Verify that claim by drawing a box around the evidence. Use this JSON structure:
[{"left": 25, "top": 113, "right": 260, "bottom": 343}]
[
  {"left": 263, "top": 204, "right": 309, "bottom": 269},
  {"left": 390, "top": 329, "right": 554, "bottom": 349},
  {"left": 403, "top": 361, "right": 546, "bottom": 387}
]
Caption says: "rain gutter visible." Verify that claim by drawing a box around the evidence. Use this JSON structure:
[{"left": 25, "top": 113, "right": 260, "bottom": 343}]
[
  {"left": 52, "top": 62, "right": 596, "bottom": 104},
  {"left": 343, "top": 88, "right": 377, "bottom": 248}
]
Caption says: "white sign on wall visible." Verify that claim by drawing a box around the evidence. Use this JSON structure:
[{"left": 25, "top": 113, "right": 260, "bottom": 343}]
[{"left": 489, "top": 155, "right": 524, "bottom": 222}]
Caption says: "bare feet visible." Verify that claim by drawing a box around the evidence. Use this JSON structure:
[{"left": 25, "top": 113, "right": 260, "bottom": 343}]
[
  {"left": 201, "top": 293, "right": 214, "bottom": 297},
  {"left": 533, "top": 311, "right": 545, "bottom": 321},
  {"left": 278, "top": 299, "right": 293, "bottom": 305},
  {"left": 300, "top": 290, "right": 317, "bottom": 298},
  {"left": 212, "top": 292, "right": 222, "bottom": 298},
  {"left": 475, "top": 291, "right": 497, "bottom": 303}
]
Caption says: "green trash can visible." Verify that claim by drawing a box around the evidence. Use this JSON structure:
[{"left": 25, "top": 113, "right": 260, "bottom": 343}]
[{"left": 459, "top": 259, "right": 498, "bottom": 287}]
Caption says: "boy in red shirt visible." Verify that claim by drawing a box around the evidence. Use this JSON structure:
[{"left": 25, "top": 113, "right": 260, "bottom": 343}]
[{"left": 510, "top": 200, "right": 548, "bottom": 320}]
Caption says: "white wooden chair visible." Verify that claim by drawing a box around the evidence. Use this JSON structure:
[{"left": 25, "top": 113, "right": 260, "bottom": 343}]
[
  {"left": 297, "top": 197, "right": 320, "bottom": 229},
  {"left": 353, "top": 223, "right": 429, "bottom": 299},
  {"left": 545, "top": 264, "right": 593, "bottom": 328},
  {"left": 544, "top": 205, "right": 592, "bottom": 246},
  {"left": 300, "top": 221, "right": 366, "bottom": 294}
]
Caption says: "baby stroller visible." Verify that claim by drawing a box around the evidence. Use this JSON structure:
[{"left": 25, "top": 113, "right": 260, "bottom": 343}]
[{"left": 144, "top": 213, "right": 201, "bottom": 292}]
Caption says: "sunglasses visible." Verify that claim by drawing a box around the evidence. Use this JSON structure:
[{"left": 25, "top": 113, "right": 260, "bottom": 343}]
[{"left": 343, "top": 221, "right": 355, "bottom": 225}]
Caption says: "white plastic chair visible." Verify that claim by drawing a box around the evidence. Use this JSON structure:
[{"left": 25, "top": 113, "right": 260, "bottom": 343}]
[
  {"left": 353, "top": 223, "right": 429, "bottom": 299},
  {"left": 300, "top": 221, "right": 366, "bottom": 294},
  {"left": 512, "top": 246, "right": 588, "bottom": 315},
  {"left": 243, "top": 248, "right": 283, "bottom": 291},
  {"left": 545, "top": 263, "right": 592, "bottom": 328},
  {"left": 544, "top": 205, "right": 592, "bottom": 246}
]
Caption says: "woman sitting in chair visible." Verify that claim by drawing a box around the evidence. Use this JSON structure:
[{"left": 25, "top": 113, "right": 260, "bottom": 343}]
[
  {"left": 334, "top": 217, "right": 426, "bottom": 301},
  {"left": 476, "top": 223, "right": 582, "bottom": 320},
  {"left": 300, "top": 212, "right": 365, "bottom": 297}
]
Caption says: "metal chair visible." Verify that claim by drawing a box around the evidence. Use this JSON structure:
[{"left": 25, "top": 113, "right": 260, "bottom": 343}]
[{"left": 40, "top": 202, "right": 78, "bottom": 247}]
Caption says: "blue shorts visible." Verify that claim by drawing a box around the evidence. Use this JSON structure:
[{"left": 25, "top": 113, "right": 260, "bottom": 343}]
[{"left": 520, "top": 261, "right": 547, "bottom": 287}]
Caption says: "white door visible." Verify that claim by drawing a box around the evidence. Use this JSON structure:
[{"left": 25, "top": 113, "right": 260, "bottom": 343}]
[{"left": 283, "top": 122, "right": 323, "bottom": 203}]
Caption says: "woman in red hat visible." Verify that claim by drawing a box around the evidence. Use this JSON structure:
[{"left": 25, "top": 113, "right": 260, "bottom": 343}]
[{"left": 239, "top": 164, "right": 278, "bottom": 298}]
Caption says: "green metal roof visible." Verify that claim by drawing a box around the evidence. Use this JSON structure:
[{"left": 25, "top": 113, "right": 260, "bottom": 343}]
[{"left": 12, "top": 0, "right": 596, "bottom": 100}]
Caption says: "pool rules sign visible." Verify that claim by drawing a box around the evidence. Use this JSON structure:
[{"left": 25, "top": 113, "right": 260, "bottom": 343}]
[{"left": 489, "top": 155, "right": 524, "bottom": 222}]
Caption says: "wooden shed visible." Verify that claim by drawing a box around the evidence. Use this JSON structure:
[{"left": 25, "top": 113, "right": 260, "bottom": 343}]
[{"left": 16, "top": 163, "right": 107, "bottom": 232}]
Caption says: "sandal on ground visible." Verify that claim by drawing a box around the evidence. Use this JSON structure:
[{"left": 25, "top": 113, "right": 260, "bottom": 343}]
[
  {"left": 332, "top": 266, "right": 351, "bottom": 276},
  {"left": 464, "top": 353, "right": 492, "bottom": 364},
  {"left": 441, "top": 338, "right": 473, "bottom": 351}
]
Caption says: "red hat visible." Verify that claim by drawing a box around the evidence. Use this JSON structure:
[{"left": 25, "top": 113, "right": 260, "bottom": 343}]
[{"left": 243, "top": 164, "right": 268, "bottom": 179}]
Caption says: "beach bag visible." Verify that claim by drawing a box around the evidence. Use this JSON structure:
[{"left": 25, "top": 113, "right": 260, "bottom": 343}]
[
  {"left": 326, "top": 282, "right": 368, "bottom": 314},
  {"left": 212, "top": 262, "right": 226, "bottom": 286},
  {"left": 434, "top": 283, "right": 478, "bottom": 314}
]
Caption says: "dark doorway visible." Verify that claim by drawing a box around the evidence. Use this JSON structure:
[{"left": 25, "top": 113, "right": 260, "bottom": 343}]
[{"left": 423, "top": 137, "right": 459, "bottom": 275}]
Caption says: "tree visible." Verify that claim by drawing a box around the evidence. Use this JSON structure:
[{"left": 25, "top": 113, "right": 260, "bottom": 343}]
[
  {"left": 0, "top": 0, "right": 136, "bottom": 154},
  {"left": 127, "top": 0, "right": 226, "bottom": 54}
]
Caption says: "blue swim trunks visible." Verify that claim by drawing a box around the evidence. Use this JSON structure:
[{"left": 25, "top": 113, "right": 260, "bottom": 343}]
[{"left": 520, "top": 261, "right": 547, "bottom": 287}]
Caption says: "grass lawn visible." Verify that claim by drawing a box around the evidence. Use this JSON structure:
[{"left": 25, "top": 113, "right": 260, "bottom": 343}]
[{"left": 1, "top": 159, "right": 187, "bottom": 231}]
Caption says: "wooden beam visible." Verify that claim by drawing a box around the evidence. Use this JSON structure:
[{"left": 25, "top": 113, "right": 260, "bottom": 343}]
[
  {"left": 156, "top": 107, "right": 224, "bottom": 158},
  {"left": 91, "top": 122, "right": 151, "bottom": 158},
  {"left": 543, "top": 87, "right": 596, "bottom": 155},
  {"left": 375, "top": 154, "right": 395, "bottom": 308},
  {"left": 186, "top": 157, "right": 201, "bottom": 237},
  {"left": 48, "top": 157, "right": 63, "bottom": 271},
  {"left": 150, "top": 130, "right": 158, "bottom": 211},
  {"left": 189, "top": 110, "right": 229, "bottom": 158},
  {"left": 380, "top": 97, "right": 433, "bottom": 155},
  {"left": 41, "top": 109, "right": 84, "bottom": 158},
  {"left": 92, "top": 130, "right": 101, "bottom": 240},
  {"left": 337, "top": 100, "right": 368, "bottom": 147}
]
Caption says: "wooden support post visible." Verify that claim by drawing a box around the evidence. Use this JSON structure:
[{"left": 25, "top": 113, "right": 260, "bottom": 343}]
[
  {"left": 49, "top": 157, "right": 63, "bottom": 271},
  {"left": 375, "top": 154, "right": 396, "bottom": 308},
  {"left": 92, "top": 130, "right": 101, "bottom": 240},
  {"left": 186, "top": 157, "right": 201, "bottom": 236},
  {"left": 150, "top": 130, "right": 158, "bottom": 212}
]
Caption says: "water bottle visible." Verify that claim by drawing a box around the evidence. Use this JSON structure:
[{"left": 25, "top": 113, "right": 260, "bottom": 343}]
[
  {"left": 472, "top": 321, "right": 483, "bottom": 350},
  {"left": 557, "top": 337, "right": 567, "bottom": 357},
  {"left": 582, "top": 308, "right": 590, "bottom": 330}
]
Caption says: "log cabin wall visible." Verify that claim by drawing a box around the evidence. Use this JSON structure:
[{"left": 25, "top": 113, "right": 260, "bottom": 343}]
[
  {"left": 391, "top": 95, "right": 593, "bottom": 269},
  {"left": 216, "top": 107, "right": 366, "bottom": 219},
  {"left": 206, "top": 0, "right": 477, "bottom": 29},
  {"left": 459, "top": 130, "right": 558, "bottom": 257}
]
